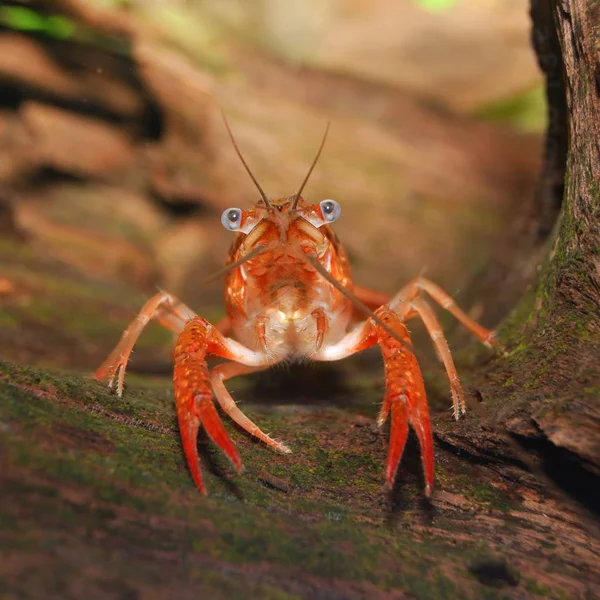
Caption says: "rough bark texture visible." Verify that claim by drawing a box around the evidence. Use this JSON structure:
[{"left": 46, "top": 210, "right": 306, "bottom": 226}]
[
  {"left": 433, "top": 0, "right": 600, "bottom": 525},
  {"left": 524, "top": 0, "right": 600, "bottom": 471},
  {"left": 530, "top": 0, "right": 569, "bottom": 238},
  {"left": 1, "top": 1, "right": 600, "bottom": 599}
]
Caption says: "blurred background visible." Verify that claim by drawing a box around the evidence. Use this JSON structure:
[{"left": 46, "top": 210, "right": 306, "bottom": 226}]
[{"left": 0, "top": 0, "right": 547, "bottom": 379}]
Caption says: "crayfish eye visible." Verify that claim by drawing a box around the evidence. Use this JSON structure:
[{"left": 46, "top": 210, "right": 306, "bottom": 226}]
[
  {"left": 320, "top": 199, "right": 341, "bottom": 223},
  {"left": 221, "top": 208, "right": 243, "bottom": 231}
]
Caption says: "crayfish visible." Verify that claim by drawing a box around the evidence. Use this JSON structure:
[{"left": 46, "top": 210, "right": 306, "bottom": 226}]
[{"left": 95, "top": 119, "right": 496, "bottom": 497}]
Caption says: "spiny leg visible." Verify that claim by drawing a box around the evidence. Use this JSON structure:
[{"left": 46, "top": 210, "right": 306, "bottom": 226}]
[
  {"left": 415, "top": 278, "right": 496, "bottom": 346},
  {"left": 408, "top": 297, "right": 466, "bottom": 419},
  {"left": 358, "top": 278, "right": 495, "bottom": 421},
  {"left": 210, "top": 362, "right": 291, "bottom": 454},
  {"left": 95, "top": 291, "right": 196, "bottom": 396},
  {"left": 173, "top": 316, "right": 271, "bottom": 494},
  {"left": 389, "top": 277, "right": 496, "bottom": 346}
]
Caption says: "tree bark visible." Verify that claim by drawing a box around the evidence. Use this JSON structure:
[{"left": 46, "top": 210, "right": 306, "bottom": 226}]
[
  {"left": 520, "top": 0, "right": 600, "bottom": 472},
  {"left": 435, "top": 0, "right": 600, "bottom": 542},
  {"left": 446, "top": 0, "right": 600, "bottom": 475}
]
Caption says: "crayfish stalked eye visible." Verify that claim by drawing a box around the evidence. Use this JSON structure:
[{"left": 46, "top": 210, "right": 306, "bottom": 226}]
[
  {"left": 301, "top": 199, "right": 342, "bottom": 229},
  {"left": 320, "top": 199, "right": 341, "bottom": 223},
  {"left": 221, "top": 208, "right": 243, "bottom": 231}
]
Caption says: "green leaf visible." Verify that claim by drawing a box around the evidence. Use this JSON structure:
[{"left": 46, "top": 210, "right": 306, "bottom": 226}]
[
  {"left": 0, "top": 6, "right": 46, "bottom": 31},
  {"left": 0, "top": 6, "right": 74, "bottom": 39}
]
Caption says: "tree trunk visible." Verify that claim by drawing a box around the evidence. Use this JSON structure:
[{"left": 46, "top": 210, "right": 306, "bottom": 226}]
[
  {"left": 1, "top": 1, "right": 599, "bottom": 599},
  {"left": 437, "top": 0, "right": 600, "bottom": 485}
]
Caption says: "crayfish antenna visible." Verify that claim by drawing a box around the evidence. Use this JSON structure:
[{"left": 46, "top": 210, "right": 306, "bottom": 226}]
[{"left": 221, "top": 111, "right": 272, "bottom": 209}]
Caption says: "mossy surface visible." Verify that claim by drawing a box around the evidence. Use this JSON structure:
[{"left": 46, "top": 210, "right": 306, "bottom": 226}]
[
  {"left": 1, "top": 358, "right": 595, "bottom": 599},
  {"left": 1, "top": 231, "right": 598, "bottom": 598},
  {"left": 0, "top": 238, "right": 175, "bottom": 370}
]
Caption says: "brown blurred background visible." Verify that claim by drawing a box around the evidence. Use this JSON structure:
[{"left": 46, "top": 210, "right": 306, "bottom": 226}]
[{"left": 0, "top": 0, "right": 547, "bottom": 369}]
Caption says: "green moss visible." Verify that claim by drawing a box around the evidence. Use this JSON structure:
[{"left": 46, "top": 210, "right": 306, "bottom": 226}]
[
  {"left": 0, "top": 365, "right": 474, "bottom": 591},
  {"left": 496, "top": 283, "right": 538, "bottom": 350},
  {"left": 475, "top": 86, "right": 547, "bottom": 132},
  {"left": 197, "top": 574, "right": 302, "bottom": 600},
  {"left": 460, "top": 482, "right": 515, "bottom": 513},
  {"left": 0, "top": 360, "right": 175, "bottom": 427},
  {"left": 523, "top": 578, "right": 554, "bottom": 597},
  {"left": 0, "top": 359, "right": 580, "bottom": 599}
]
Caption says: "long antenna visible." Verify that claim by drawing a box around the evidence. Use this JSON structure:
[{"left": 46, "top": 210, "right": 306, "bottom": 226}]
[
  {"left": 221, "top": 111, "right": 272, "bottom": 209},
  {"left": 292, "top": 122, "right": 330, "bottom": 210}
]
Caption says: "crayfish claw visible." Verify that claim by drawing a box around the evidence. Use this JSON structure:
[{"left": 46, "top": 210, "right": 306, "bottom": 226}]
[
  {"left": 197, "top": 393, "right": 243, "bottom": 473},
  {"left": 175, "top": 380, "right": 243, "bottom": 494},
  {"left": 173, "top": 318, "right": 246, "bottom": 494},
  {"left": 178, "top": 412, "right": 207, "bottom": 495},
  {"left": 376, "top": 310, "right": 435, "bottom": 497},
  {"left": 384, "top": 395, "right": 409, "bottom": 489}
]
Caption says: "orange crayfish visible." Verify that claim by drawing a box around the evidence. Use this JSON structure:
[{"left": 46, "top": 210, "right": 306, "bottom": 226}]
[{"left": 95, "top": 119, "right": 496, "bottom": 497}]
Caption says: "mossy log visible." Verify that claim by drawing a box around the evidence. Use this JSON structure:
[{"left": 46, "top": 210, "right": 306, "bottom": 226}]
[{"left": 1, "top": 1, "right": 600, "bottom": 599}]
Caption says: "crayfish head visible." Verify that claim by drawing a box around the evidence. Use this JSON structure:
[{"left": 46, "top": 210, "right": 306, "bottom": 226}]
[{"left": 220, "top": 195, "right": 342, "bottom": 255}]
